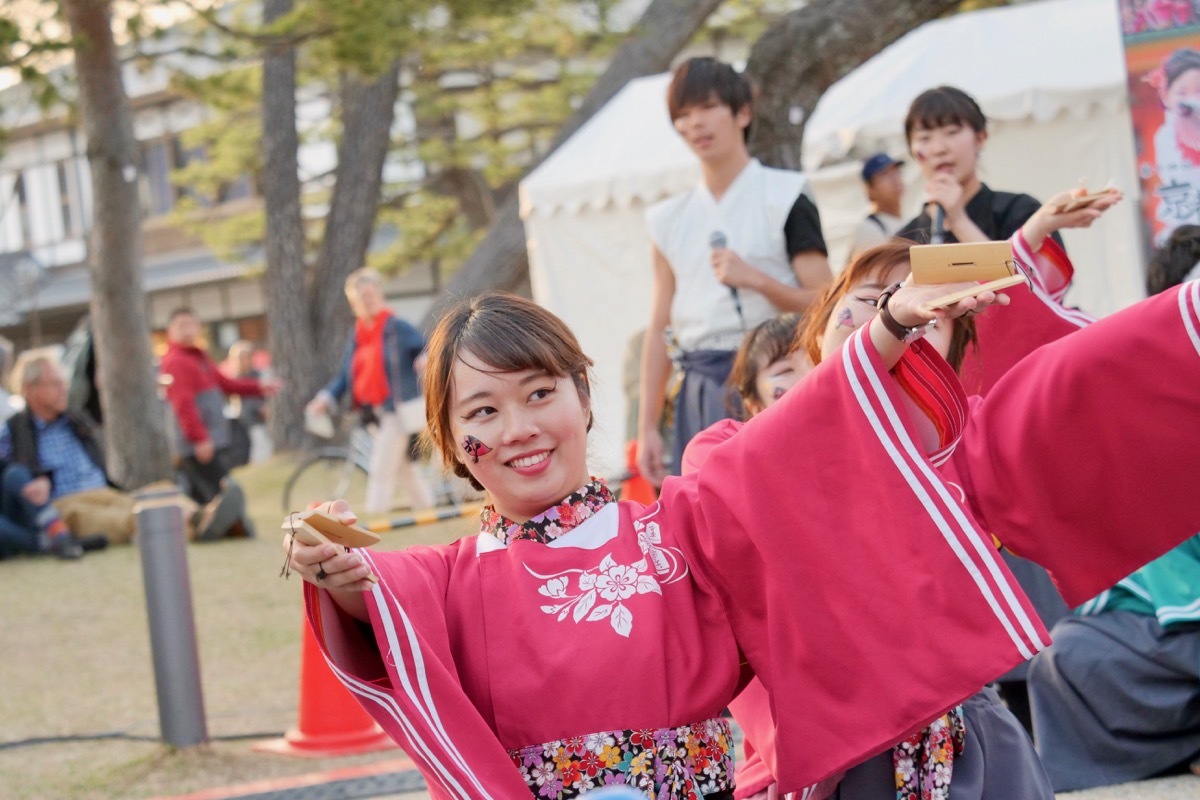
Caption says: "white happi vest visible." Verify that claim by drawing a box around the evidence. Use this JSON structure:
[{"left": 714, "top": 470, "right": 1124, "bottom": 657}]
[{"left": 646, "top": 159, "right": 811, "bottom": 353}]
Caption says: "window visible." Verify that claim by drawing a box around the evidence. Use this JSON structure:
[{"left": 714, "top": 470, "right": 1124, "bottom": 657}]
[
  {"left": 56, "top": 161, "right": 81, "bottom": 239},
  {"left": 14, "top": 174, "right": 33, "bottom": 247},
  {"left": 139, "top": 141, "right": 174, "bottom": 216}
]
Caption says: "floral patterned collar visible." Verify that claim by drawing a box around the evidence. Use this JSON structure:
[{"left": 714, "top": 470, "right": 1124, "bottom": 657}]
[{"left": 480, "top": 479, "right": 614, "bottom": 546}]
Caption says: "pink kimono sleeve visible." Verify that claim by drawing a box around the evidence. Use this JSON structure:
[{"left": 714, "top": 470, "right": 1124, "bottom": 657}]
[
  {"left": 303, "top": 546, "right": 531, "bottom": 800},
  {"left": 958, "top": 230, "right": 1094, "bottom": 396},
  {"left": 731, "top": 680, "right": 842, "bottom": 800},
  {"left": 663, "top": 326, "right": 1047, "bottom": 793},
  {"left": 953, "top": 282, "right": 1200, "bottom": 607},
  {"left": 1015, "top": 230, "right": 1076, "bottom": 302}
]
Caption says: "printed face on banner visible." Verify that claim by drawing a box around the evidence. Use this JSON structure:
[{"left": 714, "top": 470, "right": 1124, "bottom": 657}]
[{"left": 1122, "top": 6, "right": 1200, "bottom": 248}]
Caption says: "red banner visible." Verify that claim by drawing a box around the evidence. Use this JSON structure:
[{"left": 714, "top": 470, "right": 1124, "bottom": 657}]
[{"left": 1121, "top": 0, "right": 1200, "bottom": 248}]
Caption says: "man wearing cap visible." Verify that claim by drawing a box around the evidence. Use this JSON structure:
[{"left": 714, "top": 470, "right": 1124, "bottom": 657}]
[{"left": 849, "top": 153, "right": 907, "bottom": 258}]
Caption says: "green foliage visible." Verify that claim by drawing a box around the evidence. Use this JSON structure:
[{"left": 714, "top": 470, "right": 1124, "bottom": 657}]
[
  {"left": 957, "top": 0, "right": 1011, "bottom": 10},
  {"left": 699, "top": 0, "right": 798, "bottom": 52},
  {"left": 371, "top": 0, "right": 623, "bottom": 274},
  {"left": 170, "top": 0, "right": 628, "bottom": 280}
]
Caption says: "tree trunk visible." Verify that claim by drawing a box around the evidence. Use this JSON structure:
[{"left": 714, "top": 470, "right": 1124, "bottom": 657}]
[
  {"left": 260, "top": 0, "right": 314, "bottom": 451},
  {"left": 262, "top": 36, "right": 403, "bottom": 449},
  {"left": 310, "top": 61, "right": 403, "bottom": 373},
  {"left": 425, "top": 0, "right": 725, "bottom": 327},
  {"left": 60, "top": 0, "right": 173, "bottom": 489},
  {"left": 745, "top": 0, "right": 961, "bottom": 168}
]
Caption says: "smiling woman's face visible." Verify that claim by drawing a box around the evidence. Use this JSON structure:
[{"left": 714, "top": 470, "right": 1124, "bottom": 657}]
[{"left": 449, "top": 351, "right": 592, "bottom": 522}]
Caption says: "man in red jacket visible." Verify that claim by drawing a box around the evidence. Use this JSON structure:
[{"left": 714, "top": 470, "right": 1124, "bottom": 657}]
[{"left": 160, "top": 308, "right": 277, "bottom": 508}]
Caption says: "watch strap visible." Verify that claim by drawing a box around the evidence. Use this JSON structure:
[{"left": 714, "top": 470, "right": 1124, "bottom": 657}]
[{"left": 876, "top": 282, "right": 919, "bottom": 342}]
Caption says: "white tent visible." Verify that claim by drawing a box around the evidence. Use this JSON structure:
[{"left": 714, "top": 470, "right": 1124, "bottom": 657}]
[{"left": 520, "top": 0, "right": 1139, "bottom": 477}]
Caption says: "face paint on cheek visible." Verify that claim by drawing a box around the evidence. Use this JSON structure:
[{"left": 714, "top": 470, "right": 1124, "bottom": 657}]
[
  {"left": 461, "top": 435, "right": 492, "bottom": 464},
  {"left": 772, "top": 386, "right": 787, "bottom": 400},
  {"left": 836, "top": 307, "right": 856, "bottom": 329}
]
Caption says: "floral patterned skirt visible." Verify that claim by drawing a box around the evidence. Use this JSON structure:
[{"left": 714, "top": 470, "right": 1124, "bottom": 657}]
[{"left": 508, "top": 717, "right": 735, "bottom": 799}]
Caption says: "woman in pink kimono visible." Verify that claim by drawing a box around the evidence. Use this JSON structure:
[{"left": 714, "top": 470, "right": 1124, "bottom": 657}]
[
  {"left": 703, "top": 190, "right": 1161, "bottom": 800},
  {"left": 283, "top": 271, "right": 1200, "bottom": 799}
]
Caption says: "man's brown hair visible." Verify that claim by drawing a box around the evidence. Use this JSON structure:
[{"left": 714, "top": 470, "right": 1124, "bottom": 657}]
[{"left": 667, "top": 57, "right": 754, "bottom": 141}]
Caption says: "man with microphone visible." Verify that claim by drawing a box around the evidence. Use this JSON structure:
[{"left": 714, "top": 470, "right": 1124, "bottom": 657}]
[{"left": 638, "top": 57, "right": 833, "bottom": 485}]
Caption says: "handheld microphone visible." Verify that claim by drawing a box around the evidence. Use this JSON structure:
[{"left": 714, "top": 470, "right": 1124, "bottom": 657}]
[
  {"left": 930, "top": 204, "right": 946, "bottom": 245},
  {"left": 710, "top": 230, "right": 746, "bottom": 330}
]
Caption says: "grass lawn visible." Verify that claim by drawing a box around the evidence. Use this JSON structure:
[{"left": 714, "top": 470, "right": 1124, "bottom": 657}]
[{"left": 0, "top": 454, "right": 474, "bottom": 800}]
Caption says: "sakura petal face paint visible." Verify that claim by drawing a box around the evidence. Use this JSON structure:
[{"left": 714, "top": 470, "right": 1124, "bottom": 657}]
[
  {"left": 836, "top": 307, "right": 856, "bottom": 329},
  {"left": 462, "top": 435, "right": 492, "bottom": 464}
]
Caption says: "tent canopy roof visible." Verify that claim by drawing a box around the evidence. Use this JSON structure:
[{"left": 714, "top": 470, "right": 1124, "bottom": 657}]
[
  {"left": 802, "top": 0, "right": 1125, "bottom": 169},
  {"left": 520, "top": 73, "right": 692, "bottom": 218}
]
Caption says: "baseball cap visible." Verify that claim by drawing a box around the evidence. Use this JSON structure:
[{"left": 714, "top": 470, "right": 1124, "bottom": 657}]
[{"left": 862, "top": 152, "right": 904, "bottom": 182}]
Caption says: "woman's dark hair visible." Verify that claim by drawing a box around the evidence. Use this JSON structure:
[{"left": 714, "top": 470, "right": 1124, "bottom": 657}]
[
  {"left": 668, "top": 57, "right": 755, "bottom": 141},
  {"left": 1147, "top": 224, "right": 1200, "bottom": 295},
  {"left": 729, "top": 314, "right": 804, "bottom": 418},
  {"left": 1164, "top": 48, "right": 1200, "bottom": 90},
  {"left": 905, "top": 86, "right": 987, "bottom": 144},
  {"left": 797, "top": 240, "right": 977, "bottom": 373},
  {"left": 422, "top": 292, "right": 594, "bottom": 491}
]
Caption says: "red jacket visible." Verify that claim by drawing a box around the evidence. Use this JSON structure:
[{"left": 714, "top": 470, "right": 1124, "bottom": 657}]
[{"left": 161, "top": 342, "right": 262, "bottom": 452}]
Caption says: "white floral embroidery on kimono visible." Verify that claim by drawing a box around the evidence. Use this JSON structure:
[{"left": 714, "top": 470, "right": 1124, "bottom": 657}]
[{"left": 525, "top": 513, "right": 689, "bottom": 638}]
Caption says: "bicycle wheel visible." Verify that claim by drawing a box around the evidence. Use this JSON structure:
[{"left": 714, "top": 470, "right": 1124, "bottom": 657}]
[
  {"left": 282, "top": 449, "right": 369, "bottom": 512},
  {"left": 425, "top": 466, "right": 486, "bottom": 507}
]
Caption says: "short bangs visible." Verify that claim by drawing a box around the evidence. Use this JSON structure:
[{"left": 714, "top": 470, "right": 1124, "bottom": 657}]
[
  {"left": 667, "top": 57, "right": 753, "bottom": 121},
  {"left": 905, "top": 86, "right": 987, "bottom": 142}
]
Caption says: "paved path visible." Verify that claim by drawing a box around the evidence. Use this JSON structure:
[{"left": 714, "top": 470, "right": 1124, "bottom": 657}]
[
  {"left": 1060, "top": 775, "right": 1199, "bottom": 799},
  {"left": 372, "top": 774, "right": 1200, "bottom": 800}
]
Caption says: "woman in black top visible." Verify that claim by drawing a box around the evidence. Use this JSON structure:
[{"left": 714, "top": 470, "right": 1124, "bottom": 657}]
[{"left": 896, "top": 86, "right": 1057, "bottom": 246}]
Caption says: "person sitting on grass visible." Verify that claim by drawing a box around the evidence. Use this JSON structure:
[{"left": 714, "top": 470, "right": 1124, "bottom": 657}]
[
  {"left": 0, "top": 357, "right": 241, "bottom": 544},
  {"left": 0, "top": 457, "right": 104, "bottom": 560}
]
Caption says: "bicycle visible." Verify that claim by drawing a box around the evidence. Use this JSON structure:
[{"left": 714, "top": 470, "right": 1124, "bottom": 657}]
[{"left": 282, "top": 416, "right": 476, "bottom": 514}]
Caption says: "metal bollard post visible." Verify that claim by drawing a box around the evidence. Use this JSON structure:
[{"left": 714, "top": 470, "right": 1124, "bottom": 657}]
[{"left": 135, "top": 485, "right": 209, "bottom": 747}]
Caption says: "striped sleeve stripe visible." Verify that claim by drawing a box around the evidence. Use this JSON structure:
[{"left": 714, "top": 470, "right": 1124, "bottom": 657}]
[
  {"left": 1180, "top": 280, "right": 1200, "bottom": 359},
  {"left": 368, "top": 560, "right": 499, "bottom": 798},
  {"left": 1114, "top": 578, "right": 1153, "bottom": 604},
  {"left": 1011, "top": 233, "right": 1094, "bottom": 328},
  {"left": 1155, "top": 596, "right": 1200, "bottom": 625},
  {"left": 328, "top": 660, "right": 477, "bottom": 800},
  {"left": 1076, "top": 589, "right": 1110, "bottom": 616},
  {"left": 322, "top": 554, "right": 496, "bottom": 800},
  {"left": 852, "top": 331, "right": 1048, "bottom": 653},
  {"left": 896, "top": 343, "right": 968, "bottom": 467},
  {"left": 1011, "top": 230, "right": 1073, "bottom": 301},
  {"left": 843, "top": 329, "right": 1047, "bottom": 659}
]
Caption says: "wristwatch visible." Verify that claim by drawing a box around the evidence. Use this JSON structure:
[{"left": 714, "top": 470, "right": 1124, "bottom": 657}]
[{"left": 876, "top": 282, "right": 931, "bottom": 344}]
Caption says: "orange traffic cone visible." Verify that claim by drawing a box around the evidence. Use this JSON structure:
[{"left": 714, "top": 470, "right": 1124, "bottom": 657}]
[
  {"left": 620, "top": 440, "right": 658, "bottom": 505},
  {"left": 254, "top": 618, "right": 396, "bottom": 757}
]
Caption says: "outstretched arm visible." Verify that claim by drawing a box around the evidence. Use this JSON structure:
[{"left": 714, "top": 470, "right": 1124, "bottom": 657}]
[
  {"left": 665, "top": 283, "right": 1039, "bottom": 793},
  {"left": 955, "top": 282, "right": 1200, "bottom": 607}
]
